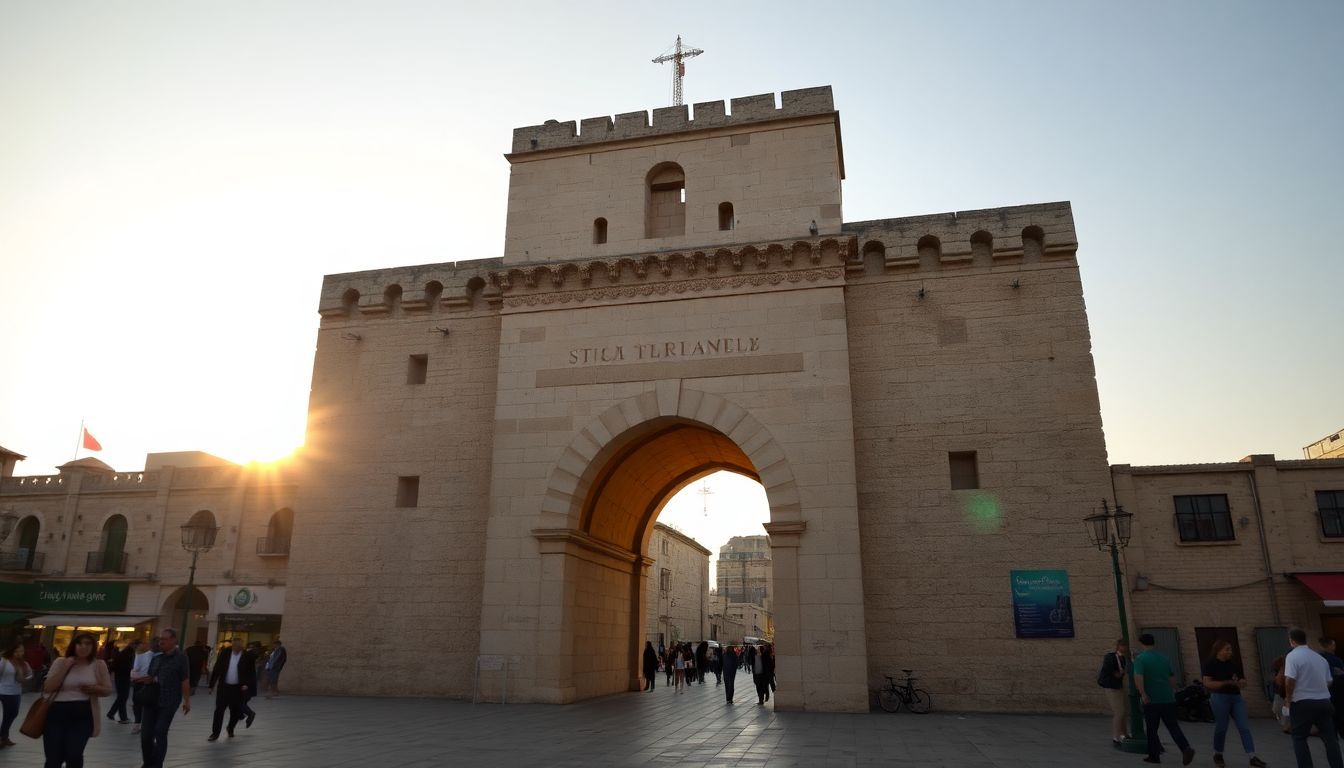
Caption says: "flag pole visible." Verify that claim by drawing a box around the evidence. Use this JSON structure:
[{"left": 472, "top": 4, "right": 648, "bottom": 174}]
[{"left": 74, "top": 419, "right": 85, "bottom": 461}]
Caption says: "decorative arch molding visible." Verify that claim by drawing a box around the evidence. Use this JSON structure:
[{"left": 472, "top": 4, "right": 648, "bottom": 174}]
[{"left": 535, "top": 382, "right": 801, "bottom": 552}]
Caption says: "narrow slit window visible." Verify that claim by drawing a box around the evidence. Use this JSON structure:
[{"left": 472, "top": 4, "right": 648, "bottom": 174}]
[
  {"left": 593, "top": 217, "right": 607, "bottom": 245},
  {"left": 396, "top": 476, "right": 420, "bottom": 508},
  {"left": 407, "top": 354, "right": 428, "bottom": 385},
  {"left": 718, "top": 202, "right": 735, "bottom": 231},
  {"left": 949, "top": 451, "right": 979, "bottom": 490}
]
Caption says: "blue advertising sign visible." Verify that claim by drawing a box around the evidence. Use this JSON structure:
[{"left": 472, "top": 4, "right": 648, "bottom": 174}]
[{"left": 1010, "top": 569, "right": 1074, "bottom": 639}]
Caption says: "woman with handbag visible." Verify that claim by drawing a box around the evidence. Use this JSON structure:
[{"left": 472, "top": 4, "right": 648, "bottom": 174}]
[
  {"left": 0, "top": 643, "right": 32, "bottom": 747},
  {"left": 41, "top": 631, "right": 112, "bottom": 767}
]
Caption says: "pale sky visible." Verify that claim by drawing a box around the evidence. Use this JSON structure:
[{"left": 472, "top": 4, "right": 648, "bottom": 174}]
[{"left": 2, "top": 0, "right": 1341, "bottom": 545}]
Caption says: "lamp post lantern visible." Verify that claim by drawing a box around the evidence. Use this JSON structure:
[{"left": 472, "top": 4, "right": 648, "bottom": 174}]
[
  {"left": 178, "top": 519, "right": 219, "bottom": 641},
  {"left": 1084, "top": 499, "right": 1146, "bottom": 753}
]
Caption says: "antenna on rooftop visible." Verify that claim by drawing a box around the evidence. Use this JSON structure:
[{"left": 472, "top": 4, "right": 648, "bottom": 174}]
[
  {"left": 652, "top": 35, "right": 704, "bottom": 107},
  {"left": 698, "top": 479, "right": 714, "bottom": 517}
]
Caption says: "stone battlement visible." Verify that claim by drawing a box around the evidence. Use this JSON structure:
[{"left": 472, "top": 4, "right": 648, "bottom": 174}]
[{"left": 510, "top": 86, "right": 835, "bottom": 154}]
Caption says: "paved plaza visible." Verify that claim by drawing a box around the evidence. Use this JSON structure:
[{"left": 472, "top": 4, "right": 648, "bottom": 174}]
[{"left": 5, "top": 683, "right": 1337, "bottom": 767}]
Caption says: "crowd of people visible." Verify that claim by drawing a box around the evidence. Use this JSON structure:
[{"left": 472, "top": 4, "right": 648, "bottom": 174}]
[
  {"left": 0, "top": 630, "right": 288, "bottom": 767},
  {"left": 1099, "top": 629, "right": 1343, "bottom": 767},
  {"left": 641, "top": 639, "right": 777, "bottom": 705}
]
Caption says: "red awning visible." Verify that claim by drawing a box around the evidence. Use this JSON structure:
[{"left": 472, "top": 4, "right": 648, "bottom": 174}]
[{"left": 1293, "top": 573, "right": 1344, "bottom": 607}]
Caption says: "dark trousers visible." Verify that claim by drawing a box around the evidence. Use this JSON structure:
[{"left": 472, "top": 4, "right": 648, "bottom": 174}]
[
  {"left": 107, "top": 676, "right": 131, "bottom": 721},
  {"left": 754, "top": 673, "right": 771, "bottom": 703},
  {"left": 131, "top": 683, "right": 144, "bottom": 724},
  {"left": 643, "top": 667, "right": 656, "bottom": 690},
  {"left": 1143, "top": 702, "right": 1191, "bottom": 761},
  {"left": 139, "top": 703, "right": 177, "bottom": 768},
  {"left": 43, "top": 700, "right": 93, "bottom": 768},
  {"left": 724, "top": 674, "right": 736, "bottom": 702},
  {"left": 713, "top": 663, "right": 722, "bottom": 684},
  {"left": 0, "top": 692, "right": 19, "bottom": 739},
  {"left": 665, "top": 664, "right": 673, "bottom": 684},
  {"left": 1290, "top": 698, "right": 1343, "bottom": 768},
  {"left": 212, "top": 683, "right": 244, "bottom": 736},
  {"left": 241, "top": 690, "right": 256, "bottom": 721}
]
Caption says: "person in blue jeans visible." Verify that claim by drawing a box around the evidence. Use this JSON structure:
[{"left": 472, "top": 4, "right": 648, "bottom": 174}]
[
  {"left": 1132, "top": 633, "right": 1196, "bottom": 765},
  {"left": 0, "top": 643, "right": 31, "bottom": 746},
  {"left": 136, "top": 628, "right": 191, "bottom": 768},
  {"left": 1200, "top": 640, "right": 1266, "bottom": 768}
]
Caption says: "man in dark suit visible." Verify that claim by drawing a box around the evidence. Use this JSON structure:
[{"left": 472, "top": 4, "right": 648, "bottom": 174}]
[{"left": 206, "top": 636, "right": 256, "bottom": 741}]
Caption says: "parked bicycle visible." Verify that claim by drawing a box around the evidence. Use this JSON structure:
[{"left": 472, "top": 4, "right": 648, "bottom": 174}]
[{"left": 878, "top": 669, "right": 932, "bottom": 713}]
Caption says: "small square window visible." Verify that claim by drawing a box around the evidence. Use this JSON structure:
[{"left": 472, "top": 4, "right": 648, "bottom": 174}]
[
  {"left": 949, "top": 451, "right": 979, "bottom": 490},
  {"left": 1317, "top": 490, "right": 1344, "bottom": 538},
  {"left": 407, "top": 354, "right": 428, "bottom": 385},
  {"left": 396, "top": 476, "right": 420, "bottom": 508},
  {"left": 1174, "top": 494, "right": 1234, "bottom": 542}
]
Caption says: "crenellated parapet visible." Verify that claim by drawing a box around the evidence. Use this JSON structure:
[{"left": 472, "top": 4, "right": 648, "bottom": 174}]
[
  {"left": 510, "top": 86, "right": 835, "bottom": 155},
  {"left": 842, "top": 201, "right": 1078, "bottom": 274},
  {"left": 317, "top": 258, "right": 503, "bottom": 322}
]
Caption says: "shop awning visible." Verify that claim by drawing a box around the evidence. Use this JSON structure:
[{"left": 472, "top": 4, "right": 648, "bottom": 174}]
[
  {"left": 1292, "top": 573, "right": 1344, "bottom": 607},
  {"left": 0, "top": 612, "right": 27, "bottom": 624},
  {"left": 27, "top": 615, "right": 157, "bottom": 628}
]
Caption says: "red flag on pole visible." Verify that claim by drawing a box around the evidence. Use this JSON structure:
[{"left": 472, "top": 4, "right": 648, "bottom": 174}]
[{"left": 82, "top": 428, "right": 102, "bottom": 452}]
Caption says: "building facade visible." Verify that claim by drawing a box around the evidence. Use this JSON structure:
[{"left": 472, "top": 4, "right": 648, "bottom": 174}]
[
  {"left": 0, "top": 452, "right": 294, "bottom": 653},
  {"left": 1304, "top": 428, "right": 1344, "bottom": 459},
  {"left": 286, "top": 85, "right": 1122, "bottom": 713},
  {"left": 716, "top": 534, "right": 771, "bottom": 608},
  {"left": 1113, "top": 454, "right": 1344, "bottom": 715},
  {"left": 643, "top": 523, "right": 710, "bottom": 645}
]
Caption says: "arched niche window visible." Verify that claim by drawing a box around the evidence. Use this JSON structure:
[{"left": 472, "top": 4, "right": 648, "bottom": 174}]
[
  {"left": 645, "top": 162, "right": 686, "bottom": 238},
  {"left": 718, "top": 202, "right": 735, "bottom": 231},
  {"left": 917, "top": 235, "right": 942, "bottom": 263},
  {"left": 970, "top": 230, "right": 993, "bottom": 261},
  {"left": 14, "top": 516, "right": 40, "bottom": 570},
  {"left": 1022, "top": 225, "right": 1045, "bottom": 260},
  {"left": 593, "top": 217, "right": 608, "bottom": 245},
  {"left": 862, "top": 241, "right": 886, "bottom": 275},
  {"left": 91, "top": 514, "right": 128, "bottom": 573},
  {"left": 262, "top": 508, "right": 294, "bottom": 555}
]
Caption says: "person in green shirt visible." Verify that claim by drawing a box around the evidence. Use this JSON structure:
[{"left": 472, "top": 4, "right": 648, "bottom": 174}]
[{"left": 1132, "top": 633, "right": 1196, "bottom": 765}]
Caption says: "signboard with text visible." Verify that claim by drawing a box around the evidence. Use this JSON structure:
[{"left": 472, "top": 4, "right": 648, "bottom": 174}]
[
  {"left": 1010, "top": 569, "right": 1074, "bottom": 639},
  {"left": 33, "top": 581, "right": 129, "bottom": 612}
]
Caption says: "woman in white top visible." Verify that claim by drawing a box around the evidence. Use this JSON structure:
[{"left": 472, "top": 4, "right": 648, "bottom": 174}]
[
  {"left": 0, "top": 643, "right": 31, "bottom": 746},
  {"left": 42, "top": 631, "right": 112, "bottom": 768}
]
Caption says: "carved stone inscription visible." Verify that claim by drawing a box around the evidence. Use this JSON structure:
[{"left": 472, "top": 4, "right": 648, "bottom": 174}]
[{"left": 569, "top": 337, "right": 761, "bottom": 365}]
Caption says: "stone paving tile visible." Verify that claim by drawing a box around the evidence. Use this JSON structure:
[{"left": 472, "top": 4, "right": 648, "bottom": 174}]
[{"left": 5, "top": 683, "right": 1339, "bottom": 766}]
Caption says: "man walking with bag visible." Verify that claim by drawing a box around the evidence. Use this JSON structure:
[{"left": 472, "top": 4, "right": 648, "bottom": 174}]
[{"left": 1132, "top": 633, "right": 1195, "bottom": 765}]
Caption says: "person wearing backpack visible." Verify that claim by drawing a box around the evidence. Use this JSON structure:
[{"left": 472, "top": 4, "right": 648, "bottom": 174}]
[{"left": 1098, "top": 638, "right": 1130, "bottom": 747}]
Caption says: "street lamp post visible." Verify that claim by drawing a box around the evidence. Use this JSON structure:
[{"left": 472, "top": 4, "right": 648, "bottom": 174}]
[
  {"left": 178, "top": 519, "right": 219, "bottom": 641},
  {"left": 1084, "top": 499, "right": 1146, "bottom": 753}
]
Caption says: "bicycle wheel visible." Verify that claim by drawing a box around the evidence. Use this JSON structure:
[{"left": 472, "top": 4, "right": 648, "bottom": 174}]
[
  {"left": 877, "top": 686, "right": 902, "bottom": 713},
  {"left": 906, "top": 688, "right": 932, "bottom": 714}
]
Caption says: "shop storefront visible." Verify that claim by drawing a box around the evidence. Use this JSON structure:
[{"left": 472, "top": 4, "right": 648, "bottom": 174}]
[
  {"left": 214, "top": 585, "right": 285, "bottom": 649},
  {"left": 15, "top": 580, "right": 156, "bottom": 653}
]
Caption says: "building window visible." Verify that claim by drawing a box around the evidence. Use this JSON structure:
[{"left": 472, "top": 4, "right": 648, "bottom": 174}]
[
  {"left": 407, "top": 354, "right": 428, "bottom": 385},
  {"left": 949, "top": 451, "right": 979, "bottom": 490},
  {"left": 1174, "top": 494, "right": 1234, "bottom": 542},
  {"left": 662, "top": 539, "right": 669, "bottom": 555},
  {"left": 396, "top": 476, "right": 420, "bottom": 508},
  {"left": 718, "top": 202, "right": 734, "bottom": 231},
  {"left": 659, "top": 568, "right": 671, "bottom": 595},
  {"left": 645, "top": 162, "right": 686, "bottom": 238},
  {"left": 593, "top": 217, "right": 607, "bottom": 244},
  {"left": 1318, "top": 490, "right": 1344, "bottom": 538}
]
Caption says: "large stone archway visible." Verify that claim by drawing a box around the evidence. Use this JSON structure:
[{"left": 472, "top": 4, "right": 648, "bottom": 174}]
[{"left": 479, "top": 381, "right": 866, "bottom": 710}]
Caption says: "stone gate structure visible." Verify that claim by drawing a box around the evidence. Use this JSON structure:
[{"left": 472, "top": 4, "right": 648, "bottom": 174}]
[{"left": 285, "top": 86, "right": 1118, "bottom": 712}]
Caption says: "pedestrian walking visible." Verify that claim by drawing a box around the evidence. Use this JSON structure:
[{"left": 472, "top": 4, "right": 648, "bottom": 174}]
[
  {"left": 1132, "top": 632, "right": 1196, "bottom": 765},
  {"left": 663, "top": 648, "right": 674, "bottom": 686},
  {"left": 1200, "top": 640, "right": 1265, "bottom": 767},
  {"left": 264, "top": 639, "right": 286, "bottom": 698},
  {"left": 696, "top": 641, "right": 708, "bottom": 685},
  {"left": 0, "top": 643, "right": 32, "bottom": 747},
  {"left": 42, "top": 631, "right": 114, "bottom": 767},
  {"left": 137, "top": 628, "right": 192, "bottom": 768},
  {"left": 129, "top": 637, "right": 159, "bottom": 734},
  {"left": 722, "top": 645, "right": 738, "bottom": 704},
  {"left": 185, "top": 640, "right": 209, "bottom": 695},
  {"left": 207, "top": 636, "right": 257, "bottom": 741},
  {"left": 1097, "top": 638, "right": 1130, "bottom": 746},
  {"left": 673, "top": 645, "right": 687, "bottom": 694},
  {"left": 1319, "top": 638, "right": 1344, "bottom": 738},
  {"left": 642, "top": 641, "right": 657, "bottom": 691},
  {"left": 711, "top": 646, "right": 722, "bottom": 685},
  {"left": 106, "top": 638, "right": 137, "bottom": 725},
  {"left": 748, "top": 644, "right": 774, "bottom": 705},
  {"left": 1284, "top": 627, "right": 1342, "bottom": 768},
  {"left": 1274, "top": 655, "right": 1292, "bottom": 734}
]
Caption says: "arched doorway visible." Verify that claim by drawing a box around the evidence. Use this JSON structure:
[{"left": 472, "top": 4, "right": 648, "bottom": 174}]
[
  {"left": 162, "top": 585, "right": 211, "bottom": 647},
  {"left": 508, "top": 384, "right": 819, "bottom": 708}
]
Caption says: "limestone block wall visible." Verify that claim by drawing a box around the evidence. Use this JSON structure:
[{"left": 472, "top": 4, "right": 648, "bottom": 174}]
[
  {"left": 503, "top": 88, "right": 844, "bottom": 264},
  {"left": 287, "top": 264, "right": 501, "bottom": 697},
  {"left": 1114, "top": 456, "right": 1344, "bottom": 715},
  {"left": 844, "top": 201, "right": 1120, "bottom": 713},
  {"left": 643, "top": 524, "right": 710, "bottom": 645}
]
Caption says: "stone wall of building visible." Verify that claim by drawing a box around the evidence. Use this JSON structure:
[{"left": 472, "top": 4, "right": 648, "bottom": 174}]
[
  {"left": 843, "top": 203, "right": 1119, "bottom": 712},
  {"left": 285, "top": 276, "right": 502, "bottom": 697},
  {"left": 644, "top": 523, "right": 710, "bottom": 645}
]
